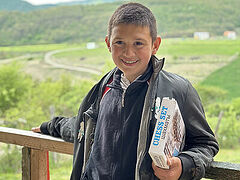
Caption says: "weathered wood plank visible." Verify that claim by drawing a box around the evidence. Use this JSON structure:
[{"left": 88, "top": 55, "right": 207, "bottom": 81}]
[
  {"left": 22, "top": 147, "right": 31, "bottom": 180},
  {"left": 30, "top": 149, "right": 48, "bottom": 180},
  {"left": 0, "top": 127, "right": 73, "bottom": 155},
  {"left": 205, "top": 161, "right": 240, "bottom": 179}
]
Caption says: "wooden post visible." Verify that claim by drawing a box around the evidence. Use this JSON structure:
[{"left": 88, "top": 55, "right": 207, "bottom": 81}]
[
  {"left": 22, "top": 147, "right": 48, "bottom": 180},
  {"left": 30, "top": 149, "right": 48, "bottom": 180},
  {"left": 22, "top": 147, "right": 31, "bottom": 180},
  {"left": 215, "top": 110, "right": 224, "bottom": 139}
]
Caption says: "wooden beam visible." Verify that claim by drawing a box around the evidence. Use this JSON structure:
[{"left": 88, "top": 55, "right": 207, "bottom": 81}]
[
  {"left": 22, "top": 147, "right": 31, "bottom": 180},
  {"left": 0, "top": 127, "right": 73, "bottom": 155},
  {"left": 30, "top": 149, "right": 48, "bottom": 180},
  {"left": 205, "top": 161, "right": 240, "bottom": 179}
]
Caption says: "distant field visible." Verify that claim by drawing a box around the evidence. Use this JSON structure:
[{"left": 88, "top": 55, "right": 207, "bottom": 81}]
[
  {"left": 1, "top": 38, "right": 239, "bottom": 87},
  {"left": 50, "top": 39, "right": 239, "bottom": 84},
  {"left": 52, "top": 43, "right": 111, "bottom": 68},
  {"left": 201, "top": 56, "right": 240, "bottom": 99},
  {"left": 0, "top": 44, "right": 83, "bottom": 59},
  {"left": 158, "top": 38, "right": 240, "bottom": 56}
]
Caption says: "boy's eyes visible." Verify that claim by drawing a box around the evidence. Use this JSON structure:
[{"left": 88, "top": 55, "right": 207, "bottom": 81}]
[
  {"left": 114, "top": 41, "right": 144, "bottom": 46},
  {"left": 135, "top": 41, "right": 143, "bottom": 46},
  {"left": 115, "top": 41, "right": 124, "bottom": 45}
]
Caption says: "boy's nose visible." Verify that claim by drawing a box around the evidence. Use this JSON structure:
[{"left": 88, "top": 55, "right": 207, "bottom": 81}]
[{"left": 123, "top": 45, "right": 135, "bottom": 57}]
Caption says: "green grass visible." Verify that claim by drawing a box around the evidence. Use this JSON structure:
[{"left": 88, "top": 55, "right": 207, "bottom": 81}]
[
  {"left": 201, "top": 56, "right": 240, "bottom": 99},
  {"left": 0, "top": 43, "right": 81, "bottom": 53},
  {"left": 0, "top": 43, "right": 83, "bottom": 59},
  {"left": 0, "top": 173, "right": 21, "bottom": 180},
  {"left": 48, "top": 153, "right": 72, "bottom": 180},
  {"left": 53, "top": 42, "right": 111, "bottom": 67},
  {"left": 214, "top": 147, "right": 240, "bottom": 164},
  {"left": 157, "top": 39, "right": 240, "bottom": 56}
]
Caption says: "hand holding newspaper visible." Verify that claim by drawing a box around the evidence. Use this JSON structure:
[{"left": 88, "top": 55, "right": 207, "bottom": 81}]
[{"left": 149, "top": 97, "right": 185, "bottom": 169}]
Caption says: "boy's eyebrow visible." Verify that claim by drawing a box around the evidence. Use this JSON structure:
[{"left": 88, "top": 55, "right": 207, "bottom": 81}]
[
  {"left": 136, "top": 38, "right": 147, "bottom": 41},
  {"left": 112, "top": 37, "right": 123, "bottom": 40},
  {"left": 112, "top": 37, "right": 147, "bottom": 42}
]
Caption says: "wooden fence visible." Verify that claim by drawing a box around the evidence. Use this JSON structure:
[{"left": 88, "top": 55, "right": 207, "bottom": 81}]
[{"left": 0, "top": 127, "right": 240, "bottom": 179}]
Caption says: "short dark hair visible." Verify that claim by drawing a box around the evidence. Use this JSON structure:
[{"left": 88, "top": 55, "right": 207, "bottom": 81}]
[{"left": 108, "top": 2, "right": 157, "bottom": 43}]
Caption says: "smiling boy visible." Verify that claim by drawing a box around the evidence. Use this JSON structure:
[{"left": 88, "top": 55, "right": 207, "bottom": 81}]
[
  {"left": 33, "top": 2, "right": 219, "bottom": 180},
  {"left": 105, "top": 23, "right": 161, "bottom": 82}
]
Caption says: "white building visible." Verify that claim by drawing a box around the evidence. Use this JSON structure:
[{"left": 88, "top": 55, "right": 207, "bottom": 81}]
[
  {"left": 86, "top": 42, "right": 96, "bottom": 49},
  {"left": 194, "top": 32, "right": 210, "bottom": 40},
  {"left": 224, "top": 31, "right": 237, "bottom": 40}
]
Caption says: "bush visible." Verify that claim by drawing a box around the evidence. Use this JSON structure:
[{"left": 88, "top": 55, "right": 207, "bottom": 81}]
[
  {"left": 0, "top": 63, "right": 33, "bottom": 114},
  {"left": 206, "top": 99, "right": 240, "bottom": 148},
  {"left": 195, "top": 84, "right": 228, "bottom": 107},
  {"left": 3, "top": 73, "right": 94, "bottom": 129},
  {"left": 0, "top": 144, "right": 21, "bottom": 173}
]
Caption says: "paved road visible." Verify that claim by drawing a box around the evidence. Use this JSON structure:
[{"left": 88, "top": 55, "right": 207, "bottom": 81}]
[
  {"left": 44, "top": 47, "right": 101, "bottom": 75},
  {"left": 0, "top": 47, "right": 102, "bottom": 75}
]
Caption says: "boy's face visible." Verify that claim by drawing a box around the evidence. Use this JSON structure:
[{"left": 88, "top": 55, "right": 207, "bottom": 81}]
[{"left": 105, "top": 24, "right": 161, "bottom": 82}]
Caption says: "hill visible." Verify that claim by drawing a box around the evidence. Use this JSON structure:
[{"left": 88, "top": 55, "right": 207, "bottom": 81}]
[
  {"left": 0, "top": 0, "right": 54, "bottom": 12},
  {"left": 0, "top": 0, "right": 119, "bottom": 12},
  {"left": 0, "top": 0, "right": 239, "bottom": 46},
  {"left": 201, "top": 55, "right": 240, "bottom": 99}
]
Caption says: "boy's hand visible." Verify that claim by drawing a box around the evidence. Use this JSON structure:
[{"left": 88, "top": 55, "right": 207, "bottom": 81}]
[
  {"left": 31, "top": 126, "right": 41, "bottom": 133},
  {"left": 152, "top": 157, "right": 182, "bottom": 180}
]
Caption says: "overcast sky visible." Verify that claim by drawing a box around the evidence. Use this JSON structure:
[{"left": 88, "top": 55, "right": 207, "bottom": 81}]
[{"left": 23, "top": 0, "right": 84, "bottom": 5}]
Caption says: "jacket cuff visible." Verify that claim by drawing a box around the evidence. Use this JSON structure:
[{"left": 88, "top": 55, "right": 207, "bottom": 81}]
[
  {"left": 40, "top": 122, "right": 50, "bottom": 135},
  {"left": 178, "top": 153, "right": 195, "bottom": 180}
]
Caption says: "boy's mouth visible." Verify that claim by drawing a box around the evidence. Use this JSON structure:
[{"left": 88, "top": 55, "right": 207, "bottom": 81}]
[{"left": 121, "top": 59, "right": 138, "bottom": 65}]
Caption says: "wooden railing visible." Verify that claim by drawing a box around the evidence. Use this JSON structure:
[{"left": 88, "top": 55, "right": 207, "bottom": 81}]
[
  {"left": 0, "top": 127, "right": 73, "bottom": 180},
  {"left": 0, "top": 126, "right": 240, "bottom": 179}
]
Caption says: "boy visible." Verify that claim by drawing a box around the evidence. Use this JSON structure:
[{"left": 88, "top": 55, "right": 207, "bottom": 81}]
[{"left": 32, "top": 2, "right": 219, "bottom": 180}]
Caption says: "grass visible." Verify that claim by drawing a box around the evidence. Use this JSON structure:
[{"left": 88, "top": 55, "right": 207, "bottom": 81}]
[
  {"left": 53, "top": 43, "right": 111, "bottom": 67},
  {"left": 0, "top": 173, "right": 21, "bottom": 180},
  {"left": 214, "top": 147, "right": 240, "bottom": 164},
  {"left": 0, "top": 43, "right": 83, "bottom": 53},
  {"left": 201, "top": 56, "right": 240, "bottom": 99},
  {"left": 158, "top": 39, "right": 240, "bottom": 56},
  {"left": 0, "top": 43, "right": 84, "bottom": 59},
  {"left": 49, "top": 153, "right": 72, "bottom": 180}
]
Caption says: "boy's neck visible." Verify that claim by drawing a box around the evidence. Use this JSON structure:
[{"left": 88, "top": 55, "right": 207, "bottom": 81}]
[{"left": 122, "top": 73, "right": 142, "bottom": 84}]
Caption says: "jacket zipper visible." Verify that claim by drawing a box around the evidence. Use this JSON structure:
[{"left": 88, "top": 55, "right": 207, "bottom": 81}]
[{"left": 122, "top": 89, "right": 126, "bottom": 107}]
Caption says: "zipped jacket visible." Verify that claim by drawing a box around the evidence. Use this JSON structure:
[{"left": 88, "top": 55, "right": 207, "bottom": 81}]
[{"left": 40, "top": 56, "right": 219, "bottom": 180}]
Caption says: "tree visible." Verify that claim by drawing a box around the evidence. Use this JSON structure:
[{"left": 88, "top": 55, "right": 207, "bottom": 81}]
[{"left": 0, "top": 63, "right": 33, "bottom": 115}]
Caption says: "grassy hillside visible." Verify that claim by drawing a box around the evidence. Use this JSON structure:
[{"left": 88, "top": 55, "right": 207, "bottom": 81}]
[
  {"left": 0, "top": 0, "right": 239, "bottom": 46},
  {"left": 0, "top": 0, "right": 54, "bottom": 12},
  {"left": 201, "top": 55, "right": 240, "bottom": 99},
  {"left": 0, "top": 0, "right": 119, "bottom": 12}
]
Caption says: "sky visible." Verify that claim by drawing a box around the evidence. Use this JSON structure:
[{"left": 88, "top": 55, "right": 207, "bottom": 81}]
[{"left": 23, "top": 0, "right": 84, "bottom": 5}]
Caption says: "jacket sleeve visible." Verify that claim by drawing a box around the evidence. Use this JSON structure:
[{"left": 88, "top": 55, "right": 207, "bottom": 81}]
[
  {"left": 178, "top": 82, "right": 219, "bottom": 180},
  {"left": 40, "top": 116, "right": 77, "bottom": 143}
]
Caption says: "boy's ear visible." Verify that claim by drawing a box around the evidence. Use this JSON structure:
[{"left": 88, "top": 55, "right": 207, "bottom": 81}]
[
  {"left": 105, "top": 36, "right": 111, "bottom": 52},
  {"left": 152, "top": 37, "right": 161, "bottom": 55}
]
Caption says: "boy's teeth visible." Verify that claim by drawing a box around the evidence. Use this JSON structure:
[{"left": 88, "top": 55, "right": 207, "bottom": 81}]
[{"left": 123, "top": 60, "right": 137, "bottom": 64}]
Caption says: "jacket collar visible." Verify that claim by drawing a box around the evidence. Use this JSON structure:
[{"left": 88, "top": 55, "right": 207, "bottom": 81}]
[{"left": 151, "top": 55, "right": 165, "bottom": 76}]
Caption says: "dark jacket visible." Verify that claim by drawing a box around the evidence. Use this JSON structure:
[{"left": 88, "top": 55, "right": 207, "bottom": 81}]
[{"left": 40, "top": 56, "right": 219, "bottom": 180}]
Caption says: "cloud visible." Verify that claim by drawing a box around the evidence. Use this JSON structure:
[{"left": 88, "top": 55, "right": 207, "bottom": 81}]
[{"left": 23, "top": 0, "right": 83, "bottom": 5}]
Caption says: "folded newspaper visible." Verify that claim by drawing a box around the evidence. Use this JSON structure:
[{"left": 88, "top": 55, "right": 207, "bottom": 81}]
[{"left": 149, "top": 97, "right": 185, "bottom": 169}]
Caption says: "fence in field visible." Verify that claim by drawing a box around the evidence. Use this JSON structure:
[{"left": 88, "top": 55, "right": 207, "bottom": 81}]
[{"left": 0, "top": 127, "right": 240, "bottom": 180}]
